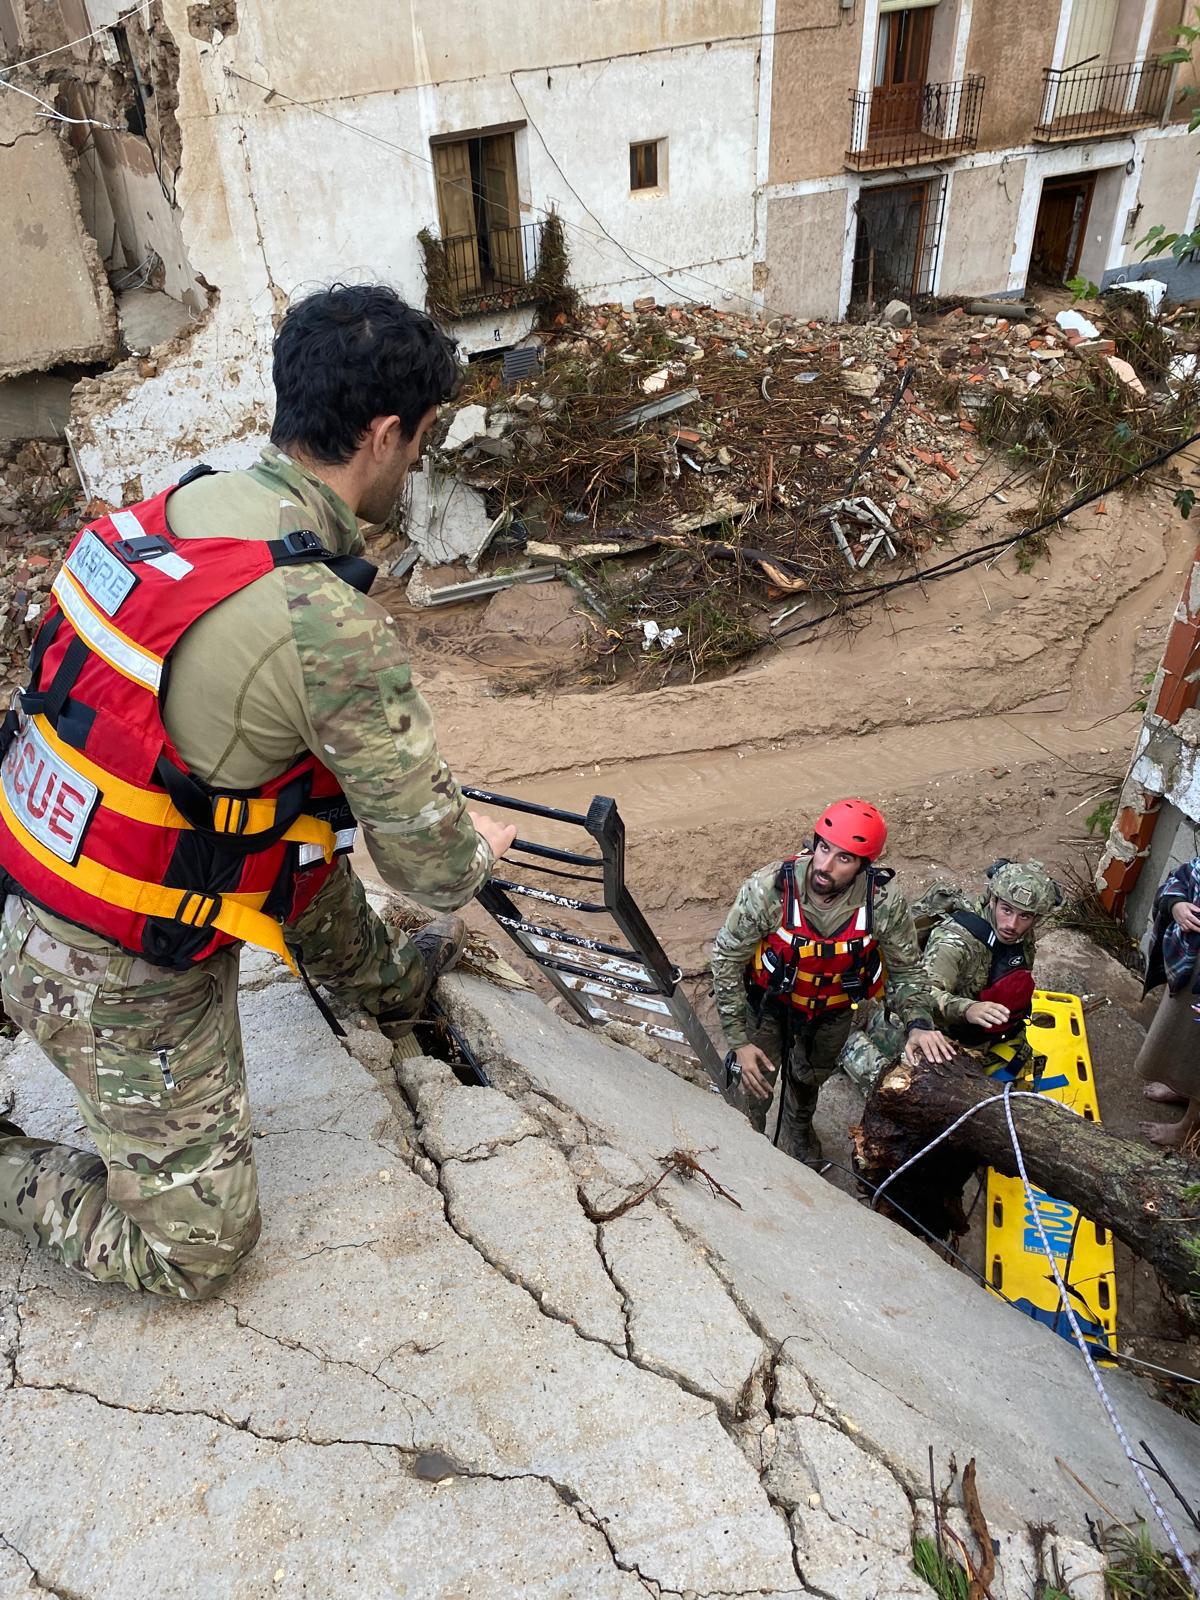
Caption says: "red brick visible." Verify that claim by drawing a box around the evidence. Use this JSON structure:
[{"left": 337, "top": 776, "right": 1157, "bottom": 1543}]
[
  {"left": 1116, "top": 806, "right": 1159, "bottom": 852},
  {"left": 1155, "top": 672, "right": 1198, "bottom": 723},
  {"left": 1162, "top": 620, "right": 1200, "bottom": 680}
]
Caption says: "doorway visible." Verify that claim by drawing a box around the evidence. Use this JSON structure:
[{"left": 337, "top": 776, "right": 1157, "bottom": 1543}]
[
  {"left": 1030, "top": 174, "right": 1096, "bottom": 285},
  {"left": 870, "top": 6, "right": 935, "bottom": 138},
  {"left": 432, "top": 129, "right": 523, "bottom": 300},
  {"left": 850, "top": 178, "right": 946, "bottom": 311}
]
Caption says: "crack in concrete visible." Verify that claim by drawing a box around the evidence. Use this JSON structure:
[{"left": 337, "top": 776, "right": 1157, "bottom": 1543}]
[
  {"left": 296, "top": 1236, "right": 379, "bottom": 1263},
  {"left": 443, "top": 1129, "right": 542, "bottom": 1163},
  {"left": 0, "top": 1532, "right": 86, "bottom": 1600}
]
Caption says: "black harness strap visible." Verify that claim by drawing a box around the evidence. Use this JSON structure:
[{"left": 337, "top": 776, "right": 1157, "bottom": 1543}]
[{"left": 22, "top": 635, "right": 89, "bottom": 730}]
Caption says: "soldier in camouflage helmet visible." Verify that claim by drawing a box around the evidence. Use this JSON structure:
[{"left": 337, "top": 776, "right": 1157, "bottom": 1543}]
[
  {"left": 0, "top": 285, "right": 517, "bottom": 1300},
  {"left": 840, "top": 858, "right": 1061, "bottom": 1091}
]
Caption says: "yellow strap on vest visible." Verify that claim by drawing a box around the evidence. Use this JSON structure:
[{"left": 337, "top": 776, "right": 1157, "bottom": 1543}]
[
  {"left": 0, "top": 779, "right": 298, "bottom": 971},
  {"left": 30, "top": 715, "right": 337, "bottom": 858}
]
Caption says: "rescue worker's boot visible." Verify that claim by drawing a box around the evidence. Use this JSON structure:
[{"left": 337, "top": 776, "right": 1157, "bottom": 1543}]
[
  {"left": 778, "top": 1079, "right": 824, "bottom": 1169},
  {"left": 376, "top": 914, "right": 468, "bottom": 1040}
]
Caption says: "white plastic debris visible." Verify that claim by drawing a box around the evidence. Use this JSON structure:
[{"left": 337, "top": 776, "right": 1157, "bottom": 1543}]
[
  {"left": 1055, "top": 309, "right": 1099, "bottom": 339},
  {"left": 641, "top": 620, "right": 683, "bottom": 651},
  {"left": 641, "top": 368, "right": 670, "bottom": 394},
  {"left": 1170, "top": 353, "right": 1199, "bottom": 387},
  {"left": 1109, "top": 277, "right": 1168, "bottom": 314}
]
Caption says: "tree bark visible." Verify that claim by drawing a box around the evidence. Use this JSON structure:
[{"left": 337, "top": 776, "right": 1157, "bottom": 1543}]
[{"left": 855, "top": 1054, "right": 1200, "bottom": 1303}]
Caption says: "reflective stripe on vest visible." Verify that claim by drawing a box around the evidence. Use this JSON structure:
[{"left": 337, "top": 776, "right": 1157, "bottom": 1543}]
[{"left": 748, "top": 858, "right": 886, "bottom": 1014}]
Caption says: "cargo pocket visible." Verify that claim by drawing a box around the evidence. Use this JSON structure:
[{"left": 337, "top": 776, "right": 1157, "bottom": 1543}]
[
  {"left": 0, "top": 898, "right": 101, "bottom": 1100},
  {"left": 89, "top": 955, "right": 238, "bottom": 1144}
]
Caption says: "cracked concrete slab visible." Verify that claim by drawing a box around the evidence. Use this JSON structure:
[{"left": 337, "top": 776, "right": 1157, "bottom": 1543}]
[
  {"left": 3, "top": 974, "right": 800, "bottom": 1598},
  {"left": 599, "top": 1205, "right": 764, "bottom": 1409},
  {"left": 1, "top": 1388, "right": 651, "bottom": 1599},
  {"left": 441, "top": 1134, "right": 628, "bottom": 1348},
  {"left": 441, "top": 975, "right": 1200, "bottom": 1568}
]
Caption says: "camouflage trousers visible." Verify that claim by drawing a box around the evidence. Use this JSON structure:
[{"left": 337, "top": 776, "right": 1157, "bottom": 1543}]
[
  {"left": 723, "top": 1004, "right": 855, "bottom": 1165},
  {"left": 0, "top": 861, "right": 425, "bottom": 1301}
]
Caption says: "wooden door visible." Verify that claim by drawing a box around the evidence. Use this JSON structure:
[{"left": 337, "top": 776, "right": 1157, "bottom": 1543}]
[
  {"left": 480, "top": 133, "right": 522, "bottom": 286},
  {"left": 1031, "top": 177, "right": 1095, "bottom": 282},
  {"left": 433, "top": 140, "right": 481, "bottom": 295},
  {"left": 871, "top": 8, "right": 934, "bottom": 138}
]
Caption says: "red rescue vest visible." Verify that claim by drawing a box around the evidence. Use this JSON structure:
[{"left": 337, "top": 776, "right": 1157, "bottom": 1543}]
[
  {"left": 748, "top": 856, "right": 887, "bottom": 1015},
  {"left": 0, "top": 477, "right": 371, "bottom": 970}
]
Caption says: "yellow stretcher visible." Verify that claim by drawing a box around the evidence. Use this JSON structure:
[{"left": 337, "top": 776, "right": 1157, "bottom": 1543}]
[{"left": 983, "top": 989, "right": 1118, "bottom": 1361}]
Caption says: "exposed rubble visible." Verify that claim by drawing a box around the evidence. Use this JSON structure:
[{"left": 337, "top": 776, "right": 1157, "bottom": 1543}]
[{"left": 385, "top": 292, "right": 1200, "bottom": 683}]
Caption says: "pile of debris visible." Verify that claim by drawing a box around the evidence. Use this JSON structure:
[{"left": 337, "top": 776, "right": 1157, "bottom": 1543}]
[
  {"left": 385, "top": 286, "right": 1198, "bottom": 681},
  {"left": 0, "top": 441, "right": 89, "bottom": 696}
]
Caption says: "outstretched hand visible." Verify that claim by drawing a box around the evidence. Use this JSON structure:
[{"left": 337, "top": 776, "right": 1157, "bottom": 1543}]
[
  {"left": 471, "top": 811, "right": 518, "bottom": 864},
  {"left": 902, "top": 1027, "right": 955, "bottom": 1066}
]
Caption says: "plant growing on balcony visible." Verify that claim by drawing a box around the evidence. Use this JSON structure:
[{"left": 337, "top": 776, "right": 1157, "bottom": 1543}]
[
  {"left": 529, "top": 209, "right": 579, "bottom": 328},
  {"left": 418, "top": 227, "right": 461, "bottom": 323}
]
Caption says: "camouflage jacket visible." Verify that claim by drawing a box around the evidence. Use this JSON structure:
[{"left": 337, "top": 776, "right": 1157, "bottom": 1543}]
[
  {"left": 922, "top": 896, "right": 1037, "bottom": 1025},
  {"left": 710, "top": 858, "right": 937, "bottom": 1048},
  {"left": 155, "top": 446, "right": 490, "bottom": 911}
]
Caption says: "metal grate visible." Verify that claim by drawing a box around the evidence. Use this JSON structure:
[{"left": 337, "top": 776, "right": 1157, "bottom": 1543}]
[
  {"left": 502, "top": 344, "right": 542, "bottom": 387},
  {"left": 1034, "top": 58, "right": 1173, "bottom": 141},
  {"left": 846, "top": 75, "right": 985, "bottom": 171},
  {"left": 461, "top": 787, "right": 724, "bottom": 1085},
  {"left": 850, "top": 174, "right": 947, "bottom": 311}
]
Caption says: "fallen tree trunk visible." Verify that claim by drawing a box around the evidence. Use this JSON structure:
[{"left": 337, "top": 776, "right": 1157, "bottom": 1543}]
[{"left": 855, "top": 1054, "right": 1200, "bottom": 1304}]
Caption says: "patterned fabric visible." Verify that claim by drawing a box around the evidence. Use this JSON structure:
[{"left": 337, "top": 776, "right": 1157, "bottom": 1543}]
[
  {"left": 0, "top": 866, "right": 425, "bottom": 1299},
  {"left": 711, "top": 858, "right": 935, "bottom": 1049},
  {"left": 1153, "top": 858, "right": 1200, "bottom": 995}
]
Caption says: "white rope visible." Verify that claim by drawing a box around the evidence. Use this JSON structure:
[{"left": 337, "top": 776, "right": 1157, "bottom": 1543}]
[
  {"left": 0, "top": 0, "right": 160, "bottom": 75},
  {"left": 0, "top": 78, "right": 116, "bottom": 128},
  {"left": 1001, "top": 1083, "right": 1200, "bottom": 1594},
  {"left": 869, "top": 1087, "right": 1079, "bottom": 1211}
]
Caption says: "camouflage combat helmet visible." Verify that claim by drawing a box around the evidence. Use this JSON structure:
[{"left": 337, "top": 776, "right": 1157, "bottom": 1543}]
[{"left": 985, "top": 858, "right": 1062, "bottom": 918}]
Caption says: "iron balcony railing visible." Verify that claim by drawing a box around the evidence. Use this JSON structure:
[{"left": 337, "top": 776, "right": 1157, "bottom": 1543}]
[
  {"left": 846, "top": 74, "right": 985, "bottom": 170},
  {"left": 1034, "top": 58, "right": 1173, "bottom": 140},
  {"left": 442, "top": 220, "right": 542, "bottom": 313}
]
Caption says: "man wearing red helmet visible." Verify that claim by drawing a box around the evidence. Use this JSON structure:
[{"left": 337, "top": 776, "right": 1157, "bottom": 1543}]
[{"left": 711, "top": 798, "right": 953, "bottom": 1166}]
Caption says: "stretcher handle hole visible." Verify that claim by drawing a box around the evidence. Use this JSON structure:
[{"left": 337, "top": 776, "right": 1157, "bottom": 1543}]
[{"left": 1028, "top": 1012, "right": 1055, "bottom": 1028}]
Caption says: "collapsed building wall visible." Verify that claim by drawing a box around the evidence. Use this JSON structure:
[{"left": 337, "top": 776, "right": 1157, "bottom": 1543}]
[{"left": 44, "top": 0, "right": 762, "bottom": 499}]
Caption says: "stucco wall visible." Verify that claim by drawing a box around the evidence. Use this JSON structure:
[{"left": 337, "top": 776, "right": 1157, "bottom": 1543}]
[
  {"left": 72, "top": 0, "right": 761, "bottom": 497},
  {"left": 967, "top": 1, "right": 1060, "bottom": 152},
  {"left": 938, "top": 159, "right": 1026, "bottom": 298},
  {"left": 767, "top": 2, "right": 860, "bottom": 184},
  {"left": 763, "top": 187, "right": 848, "bottom": 320}
]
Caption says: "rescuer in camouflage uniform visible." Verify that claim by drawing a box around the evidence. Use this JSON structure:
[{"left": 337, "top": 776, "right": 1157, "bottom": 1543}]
[
  {"left": 839, "top": 859, "right": 1061, "bottom": 1091},
  {"left": 711, "top": 801, "right": 952, "bottom": 1167},
  {"left": 0, "top": 285, "right": 516, "bottom": 1300}
]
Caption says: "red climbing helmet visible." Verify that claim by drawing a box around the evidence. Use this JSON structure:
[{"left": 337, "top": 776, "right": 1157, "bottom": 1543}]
[{"left": 814, "top": 798, "right": 888, "bottom": 862}]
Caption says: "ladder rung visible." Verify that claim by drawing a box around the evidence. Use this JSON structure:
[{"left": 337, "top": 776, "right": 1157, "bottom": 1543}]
[
  {"left": 494, "top": 914, "right": 640, "bottom": 963},
  {"left": 491, "top": 878, "right": 607, "bottom": 914}
]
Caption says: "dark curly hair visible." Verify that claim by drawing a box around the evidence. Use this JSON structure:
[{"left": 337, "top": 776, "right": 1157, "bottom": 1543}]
[{"left": 271, "top": 283, "right": 459, "bottom": 464}]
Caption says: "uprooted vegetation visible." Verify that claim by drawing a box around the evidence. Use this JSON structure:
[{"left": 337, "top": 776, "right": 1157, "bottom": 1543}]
[{"left": 388, "top": 287, "right": 1200, "bottom": 687}]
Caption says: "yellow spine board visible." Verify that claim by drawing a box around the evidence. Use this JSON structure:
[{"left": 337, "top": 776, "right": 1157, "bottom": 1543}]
[{"left": 983, "top": 990, "right": 1118, "bottom": 1360}]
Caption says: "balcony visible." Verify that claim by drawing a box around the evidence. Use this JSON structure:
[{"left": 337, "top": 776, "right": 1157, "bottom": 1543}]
[
  {"left": 1033, "top": 58, "right": 1173, "bottom": 142},
  {"left": 846, "top": 75, "right": 985, "bottom": 171},
  {"left": 437, "top": 220, "right": 543, "bottom": 318}
]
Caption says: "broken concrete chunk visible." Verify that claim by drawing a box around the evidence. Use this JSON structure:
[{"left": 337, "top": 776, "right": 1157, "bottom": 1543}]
[
  {"left": 880, "top": 300, "right": 912, "bottom": 328},
  {"left": 1055, "top": 309, "right": 1099, "bottom": 340},
  {"left": 441, "top": 404, "right": 489, "bottom": 452},
  {"left": 404, "top": 467, "right": 497, "bottom": 567}
]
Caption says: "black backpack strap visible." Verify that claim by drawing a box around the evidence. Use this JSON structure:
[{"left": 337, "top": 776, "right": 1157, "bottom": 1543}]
[
  {"left": 268, "top": 530, "right": 377, "bottom": 595},
  {"left": 950, "top": 908, "right": 998, "bottom": 949},
  {"left": 176, "top": 463, "right": 217, "bottom": 488}
]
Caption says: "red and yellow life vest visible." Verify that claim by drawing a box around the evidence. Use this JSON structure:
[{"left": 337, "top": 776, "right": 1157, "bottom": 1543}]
[
  {"left": 748, "top": 856, "right": 886, "bottom": 1015},
  {"left": 0, "top": 476, "right": 369, "bottom": 970}
]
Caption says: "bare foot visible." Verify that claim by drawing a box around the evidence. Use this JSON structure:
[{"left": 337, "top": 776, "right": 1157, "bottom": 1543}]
[
  {"left": 1142, "top": 1080, "right": 1189, "bottom": 1105},
  {"left": 1139, "top": 1119, "right": 1193, "bottom": 1147}
]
